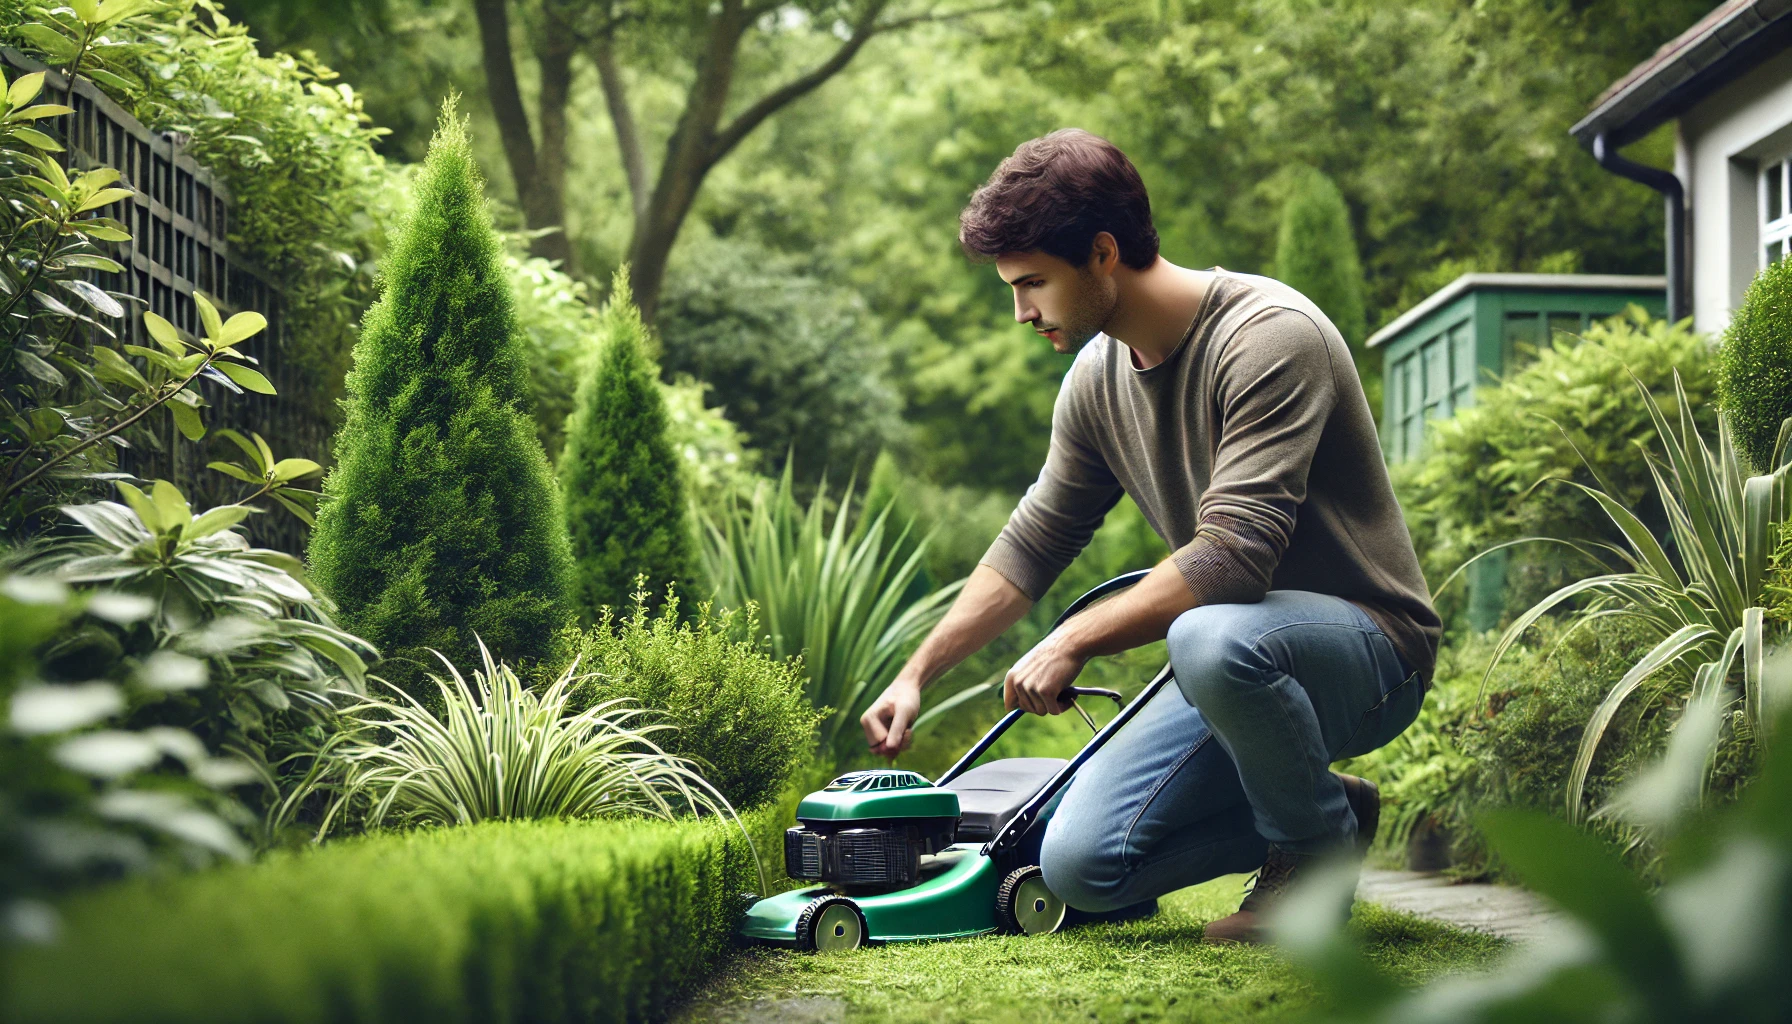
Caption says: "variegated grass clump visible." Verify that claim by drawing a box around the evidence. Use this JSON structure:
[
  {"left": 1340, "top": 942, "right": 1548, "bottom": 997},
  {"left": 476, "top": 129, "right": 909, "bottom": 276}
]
[
  {"left": 1480, "top": 373, "right": 1792, "bottom": 823},
  {"left": 283, "top": 642, "right": 740, "bottom": 840}
]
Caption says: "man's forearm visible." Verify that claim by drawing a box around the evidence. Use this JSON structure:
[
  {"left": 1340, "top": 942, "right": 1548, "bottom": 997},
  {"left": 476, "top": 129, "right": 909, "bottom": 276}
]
[
  {"left": 1056, "top": 556, "right": 1197, "bottom": 659},
  {"left": 897, "top": 563, "right": 1035, "bottom": 690}
]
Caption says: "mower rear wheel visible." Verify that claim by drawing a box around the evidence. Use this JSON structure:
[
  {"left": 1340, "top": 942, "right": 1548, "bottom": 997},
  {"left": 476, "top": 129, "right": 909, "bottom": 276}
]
[
  {"left": 796, "top": 895, "right": 867, "bottom": 953},
  {"left": 997, "top": 865, "right": 1066, "bottom": 935}
]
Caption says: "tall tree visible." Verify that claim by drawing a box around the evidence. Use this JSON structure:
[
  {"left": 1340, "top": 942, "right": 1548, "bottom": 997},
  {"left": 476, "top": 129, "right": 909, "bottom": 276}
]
[
  {"left": 1275, "top": 166, "right": 1367, "bottom": 350},
  {"left": 472, "top": 0, "right": 983, "bottom": 317},
  {"left": 309, "top": 100, "right": 574, "bottom": 700},
  {"left": 558, "top": 267, "right": 693, "bottom": 617}
]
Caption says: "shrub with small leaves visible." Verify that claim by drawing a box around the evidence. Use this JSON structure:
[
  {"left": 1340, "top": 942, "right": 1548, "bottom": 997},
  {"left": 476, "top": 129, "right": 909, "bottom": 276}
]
[
  {"left": 1717, "top": 254, "right": 1792, "bottom": 472},
  {"left": 558, "top": 585, "right": 821, "bottom": 811}
]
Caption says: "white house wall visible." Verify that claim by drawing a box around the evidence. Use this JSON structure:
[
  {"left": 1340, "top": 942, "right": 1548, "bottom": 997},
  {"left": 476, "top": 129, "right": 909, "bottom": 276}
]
[{"left": 1678, "top": 45, "right": 1792, "bottom": 336}]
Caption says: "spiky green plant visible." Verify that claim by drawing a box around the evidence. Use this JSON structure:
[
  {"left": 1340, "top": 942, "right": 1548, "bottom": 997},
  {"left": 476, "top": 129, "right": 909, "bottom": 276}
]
[
  {"left": 284, "top": 642, "right": 737, "bottom": 838},
  {"left": 1483, "top": 373, "right": 1792, "bottom": 822},
  {"left": 696, "top": 466, "right": 963, "bottom": 765},
  {"left": 307, "top": 100, "right": 572, "bottom": 700},
  {"left": 558, "top": 269, "right": 692, "bottom": 619}
]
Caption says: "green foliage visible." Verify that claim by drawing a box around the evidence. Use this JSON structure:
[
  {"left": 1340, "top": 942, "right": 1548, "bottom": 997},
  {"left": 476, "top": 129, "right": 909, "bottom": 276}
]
[
  {"left": 556, "top": 586, "right": 821, "bottom": 811},
  {"left": 1396, "top": 310, "right": 1714, "bottom": 625},
  {"left": 1275, "top": 166, "right": 1366, "bottom": 348},
  {"left": 0, "top": 573, "right": 255, "bottom": 942},
  {"left": 1277, "top": 704, "right": 1792, "bottom": 1023},
  {"left": 558, "top": 270, "right": 693, "bottom": 619},
  {"left": 307, "top": 103, "right": 572, "bottom": 701},
  {"left": 1718, "top": 254, "right": 1792, "bottom": 473},
  {"left": 697, "top": 465, "right": 962, "bottom": 766},
  {"left": 280, "top": 644, "right": 732, "bottom": 837},
  {"left": 1484, "top": 374, "right": 1788, "bottom": 825},
  {"left": 0, "top": 813, "right": 772, "bottom": 1023},
  {"left": 657, "top": 237, "right": 905, "bottom": 482}
]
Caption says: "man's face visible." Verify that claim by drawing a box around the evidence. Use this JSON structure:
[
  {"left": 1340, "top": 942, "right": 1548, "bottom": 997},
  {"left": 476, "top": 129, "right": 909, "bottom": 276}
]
[{"left": 996, "top": 250, "right": 1117, "bottom": 354}]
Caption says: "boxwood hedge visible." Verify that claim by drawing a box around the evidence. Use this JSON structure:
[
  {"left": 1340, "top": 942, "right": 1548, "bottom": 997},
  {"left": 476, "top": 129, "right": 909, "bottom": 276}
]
[{"left": 2, "top": 813, "right": 779, "bottom": 1023}]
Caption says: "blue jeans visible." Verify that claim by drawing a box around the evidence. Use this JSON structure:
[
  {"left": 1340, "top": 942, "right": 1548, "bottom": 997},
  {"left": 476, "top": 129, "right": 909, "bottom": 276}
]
[{"left": 1038, "top": 591, "right": 1423, "bottom": 912}]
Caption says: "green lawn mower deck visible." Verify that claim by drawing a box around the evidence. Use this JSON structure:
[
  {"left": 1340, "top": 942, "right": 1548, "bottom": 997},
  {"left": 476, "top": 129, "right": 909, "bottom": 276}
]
[{"left": 737, "top": 570, "right": 1178, "bottom": 952}]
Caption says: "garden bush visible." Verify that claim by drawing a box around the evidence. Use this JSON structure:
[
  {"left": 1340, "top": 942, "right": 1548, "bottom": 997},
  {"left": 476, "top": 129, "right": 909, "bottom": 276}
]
[
  {"left": 1717, "top": 253, "right": 1792, "bottom": 472},
  {"left": 559, "top": 271, "right": 693, "bottom": 619},
  {"left": 557, "top": 587, "right": 821, "bottom": 811},
  {"left": 0, "top": 812, "right": 778, "bottom": 1023},
  {"left": 1395, "top": 309, "right": 1713, "bottom": 627},
  {"left": 307, "top": 103, "right": 572, "bottom": 701}
]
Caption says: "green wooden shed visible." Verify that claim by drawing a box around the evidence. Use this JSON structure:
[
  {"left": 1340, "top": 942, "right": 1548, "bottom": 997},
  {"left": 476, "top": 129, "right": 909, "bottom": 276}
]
[
  {"left": 1368, "top": 273, "right": 1666, "bottom": 630},
  {"left": 1368, "top": 273, "right": 1667, "bottom": 463}
]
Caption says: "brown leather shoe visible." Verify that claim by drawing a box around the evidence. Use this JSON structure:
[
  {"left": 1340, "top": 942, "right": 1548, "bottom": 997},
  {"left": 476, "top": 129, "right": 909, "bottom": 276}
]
[
  {"left": 1202, "top": 845, "right": 1307, "bottom": 945},
  {"left": 1335, "top": 772, "right": 1380, "bottom": 853}
]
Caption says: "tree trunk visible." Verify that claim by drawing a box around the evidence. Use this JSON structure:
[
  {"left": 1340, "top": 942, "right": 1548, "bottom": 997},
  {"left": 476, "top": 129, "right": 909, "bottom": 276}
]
[{"left": 472, "top": 0, "right": 576, "bottom": 270}]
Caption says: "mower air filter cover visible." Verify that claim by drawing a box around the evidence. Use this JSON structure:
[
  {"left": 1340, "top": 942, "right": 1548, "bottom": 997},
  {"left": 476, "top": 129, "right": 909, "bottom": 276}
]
[{"left": 785, "top": 770, "right": 961, "bottom": 889}]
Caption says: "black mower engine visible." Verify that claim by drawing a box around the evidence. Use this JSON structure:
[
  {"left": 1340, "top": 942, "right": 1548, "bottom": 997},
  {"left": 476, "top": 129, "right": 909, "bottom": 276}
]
[{"left": 783, "top": 770, "right": 960, "bottom": 889}]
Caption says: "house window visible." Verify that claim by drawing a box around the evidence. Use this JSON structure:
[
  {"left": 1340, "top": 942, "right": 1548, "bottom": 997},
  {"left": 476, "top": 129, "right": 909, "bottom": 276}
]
[{"left": 1765, "top": 157, "right": 1791, "bottom": 268}]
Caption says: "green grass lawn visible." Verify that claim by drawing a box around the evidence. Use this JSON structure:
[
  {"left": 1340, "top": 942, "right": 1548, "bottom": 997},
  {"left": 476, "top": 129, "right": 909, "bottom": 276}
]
[{"left": 674, "top": 875, "right": 1505, "bottom": 1024}]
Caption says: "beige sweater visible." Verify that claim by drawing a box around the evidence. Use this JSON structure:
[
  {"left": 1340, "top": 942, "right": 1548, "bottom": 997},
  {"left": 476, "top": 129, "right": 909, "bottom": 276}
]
[{"left": 981, "top": 271, "right": 1441, "bottom": 684}]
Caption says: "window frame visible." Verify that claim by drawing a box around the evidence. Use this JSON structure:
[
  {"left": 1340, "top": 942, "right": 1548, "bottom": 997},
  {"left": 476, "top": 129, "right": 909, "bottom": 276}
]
[{"left": 1762, "top": 151, "right": 1792, "bottom": 269}]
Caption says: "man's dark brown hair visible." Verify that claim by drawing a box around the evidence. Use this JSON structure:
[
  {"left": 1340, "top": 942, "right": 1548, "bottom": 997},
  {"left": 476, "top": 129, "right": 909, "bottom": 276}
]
[{"left": 959, "top": 129, "right": 1160, "bottom": 270}]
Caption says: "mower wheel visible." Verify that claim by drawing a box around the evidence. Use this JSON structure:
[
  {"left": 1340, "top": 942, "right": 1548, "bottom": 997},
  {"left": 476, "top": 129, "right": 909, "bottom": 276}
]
[
  {"left": 795, "top": 895, "right": 867, "bottom": 953},
  {"left": 997, "top": 865, "right": 1066, "bottom": 935}
]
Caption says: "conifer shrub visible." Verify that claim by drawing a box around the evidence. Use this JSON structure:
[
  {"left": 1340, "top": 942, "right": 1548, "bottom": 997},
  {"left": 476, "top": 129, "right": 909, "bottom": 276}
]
[
  {"left": 558, "top": 585, "right": 821, "bottom": 811},
  {"left": 308, "top": 102, "right": 572, "bottom": 700},
  {"left": 558, "top": 271, "right": 694, "bottom": 618},
  {"left": 1717, "top": 254, "right": 1792, "bottom": 471},
  {"left": 1275, "top": 166, "right": 1367, "bottom": 348}
]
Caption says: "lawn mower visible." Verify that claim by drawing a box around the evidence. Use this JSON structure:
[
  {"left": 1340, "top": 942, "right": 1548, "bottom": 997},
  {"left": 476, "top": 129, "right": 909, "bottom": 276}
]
[{"left": 737, "top": 570, "right": 1178, "bottom": 952}]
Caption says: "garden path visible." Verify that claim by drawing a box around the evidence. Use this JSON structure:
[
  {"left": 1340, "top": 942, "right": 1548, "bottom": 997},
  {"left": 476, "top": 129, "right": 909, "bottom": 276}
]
[{"left": 1356, "top": 869, "right": 1563, "bottom": 944}]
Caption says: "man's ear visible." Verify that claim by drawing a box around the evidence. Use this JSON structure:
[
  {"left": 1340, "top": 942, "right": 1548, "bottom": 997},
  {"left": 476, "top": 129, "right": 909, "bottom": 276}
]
[{"left": 1088, "top": 232, "right": 1121, "bottom": 276}]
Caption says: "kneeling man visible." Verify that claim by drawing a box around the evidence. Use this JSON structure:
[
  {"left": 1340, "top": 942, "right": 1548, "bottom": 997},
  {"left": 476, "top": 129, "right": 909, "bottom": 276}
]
[{"left": 860, "top": 129, "right": 1440, "bottom": 943}]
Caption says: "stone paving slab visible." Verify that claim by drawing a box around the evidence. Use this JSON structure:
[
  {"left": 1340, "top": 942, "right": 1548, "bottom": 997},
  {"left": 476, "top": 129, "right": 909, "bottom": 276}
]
[{"left": 1357, "top": 868, "right": 1563, "bottom": 944}]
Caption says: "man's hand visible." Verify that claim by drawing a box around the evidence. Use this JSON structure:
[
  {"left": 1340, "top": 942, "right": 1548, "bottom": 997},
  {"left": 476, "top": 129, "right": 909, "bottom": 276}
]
[
  {"left": 1004, "top": 630, "right": 1088, "bottom": 715},
  {"left": 862, "top": 676, "right": 923, "bottom": 759}
]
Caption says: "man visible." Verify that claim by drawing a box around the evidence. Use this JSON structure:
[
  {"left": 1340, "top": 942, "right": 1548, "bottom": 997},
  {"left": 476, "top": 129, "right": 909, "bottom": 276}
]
[{"left": 859, "top": 129, "right": 1439, "bottom": 944}]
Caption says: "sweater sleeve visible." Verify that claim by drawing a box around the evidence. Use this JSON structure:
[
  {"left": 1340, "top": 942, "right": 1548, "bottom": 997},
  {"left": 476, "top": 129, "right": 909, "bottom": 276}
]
[
  {"left": 979, "top": 362, "right": 1123, "bottom": 601},
  {"left": 1171, "top": 307, "right": 1338, "bottom": 605}
]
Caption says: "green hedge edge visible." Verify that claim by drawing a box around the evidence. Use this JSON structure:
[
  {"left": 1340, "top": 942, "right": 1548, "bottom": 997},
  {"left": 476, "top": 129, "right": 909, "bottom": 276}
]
[{"left": 3, "top": 811, "right": 785, "bottom": 1023}]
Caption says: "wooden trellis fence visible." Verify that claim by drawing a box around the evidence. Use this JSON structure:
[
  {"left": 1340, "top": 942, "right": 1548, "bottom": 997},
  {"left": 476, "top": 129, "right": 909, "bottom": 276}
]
[{"left": 3, "top": 47, "right": 327, "bottom": 556}]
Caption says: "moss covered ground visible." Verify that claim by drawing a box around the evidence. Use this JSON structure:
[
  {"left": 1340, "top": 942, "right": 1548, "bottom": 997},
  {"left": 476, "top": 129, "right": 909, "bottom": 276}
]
[{"left": 675, "top": 874, "right": 1505, "bottom": 1024}]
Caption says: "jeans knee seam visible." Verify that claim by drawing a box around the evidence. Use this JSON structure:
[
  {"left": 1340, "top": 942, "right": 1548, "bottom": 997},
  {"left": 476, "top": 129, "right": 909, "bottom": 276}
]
[{"left": 1120, "top": 732, "right": 1211, "bottom": 873}]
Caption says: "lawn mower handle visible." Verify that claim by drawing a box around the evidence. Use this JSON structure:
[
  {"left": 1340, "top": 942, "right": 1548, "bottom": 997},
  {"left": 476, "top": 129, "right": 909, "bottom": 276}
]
[{"left": 934, "top": 570, "right": 1149, "bottom": 787}]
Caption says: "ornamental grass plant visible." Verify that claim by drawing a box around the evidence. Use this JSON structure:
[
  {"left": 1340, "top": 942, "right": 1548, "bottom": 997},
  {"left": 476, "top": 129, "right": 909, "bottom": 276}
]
[
  {"left": 697, "top": 465, "right": 962, "bottom": 766},
  {"left": 280, "top": 643, "right": 737, "bottom": 839}
]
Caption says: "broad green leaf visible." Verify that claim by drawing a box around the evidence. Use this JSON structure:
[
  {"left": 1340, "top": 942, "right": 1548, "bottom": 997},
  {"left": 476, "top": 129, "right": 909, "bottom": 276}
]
[
  {"left": 96, "top": 0, "right": 155, "bottom": 25},
  {"left": 252, "top": 434, "right": 276, "bottom": 474},
  {"left": 194, "top": 292, "right": 223, "bottom": 344},
  {"left": 1478, "top": 808, "right": 1690, "bottom": 1014},
  {"left": 14, "top": 26, "right": 78, "bottom": 62},
  {"left": 74, "top": 168, "right": 120, "bottom": 191},
  {"left": 272, "top": 492, "right": 316, "bottom": 527},
  {"left": 206, "top": 460, "right": 261, "bottom": 484},
  {"left": 219, "top": 310, "right": 267, "bottom": 347},
  {"left": 72, "top": 221, "right": 130, "bottom": 242},
  {"left": 214, "top": 429, "right": 267, "bottom": 473},
  {"left": 82, "top": 67, "right": 140, "bottom": 95},
  {"left": 36, "top": 153, "right": 69, "bottom": 191},
  {"left": 270, "top": 458, "right": 321, "bottom": 483},
  {"left": 150, "top": 479, "right": 191, "bottom": 529},
  {"left": 77, "top": 187, "right": 135, "bottom": 212},
  {"left": 89, "top": 345, "right": 149, "bottom": 391},
  {"left": 215, "top": 361, "right": 275, "bottom": 395},
  {"left": 114, "top": 481, "right": 162, "bottom": 532},
  {"left": 168, "top": 398, "right": 204, "bottom": 441},
  {"left": 143, "top": 311, "right": 184, "bottom": 355},
  {"left": 7, "top": 72, "right": 45, "bottom": 110},
  {"left": 187, "top": 505, "right": 249, "bottom": 539},
  {"left": 15, "top": 349, "right": 65, "bottom": 387},
  {"left": 13, "top": 127, "right": 64, "bottom": 152},
  {"left": 54, "top": 253, "right": 124, "bottom": 273},
  {"left": 123, "top": 344, "right": 182, "bottom": 374},
  {"left": 12, "top": 103, "right": 74, "bottom": 120},
  {"left": 70, "top": 0, "right": 103, "bottom": 24}
]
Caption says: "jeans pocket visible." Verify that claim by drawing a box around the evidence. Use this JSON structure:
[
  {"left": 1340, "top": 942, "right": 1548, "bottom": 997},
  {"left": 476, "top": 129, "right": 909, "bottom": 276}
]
[{"left": 1334, "top": 671, "right": 1423, "bottom": 761}]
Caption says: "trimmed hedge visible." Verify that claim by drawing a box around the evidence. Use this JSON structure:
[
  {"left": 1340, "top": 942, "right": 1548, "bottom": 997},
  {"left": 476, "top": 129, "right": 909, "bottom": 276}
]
[{"left": 2, "top": 813, "right": 778, "bottom": 1023}]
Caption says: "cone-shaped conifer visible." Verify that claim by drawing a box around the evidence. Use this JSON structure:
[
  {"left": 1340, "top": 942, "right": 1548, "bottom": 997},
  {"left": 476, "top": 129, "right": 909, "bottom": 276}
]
[
  {"left": 558, "top": 269, "right": 693, "bottom": 618},
  {"left": 308, "top": 100, "right": 573, "bottom": 699},
  {"left": 1275, "top": 167, "right": 1367, "bottom": 350}
]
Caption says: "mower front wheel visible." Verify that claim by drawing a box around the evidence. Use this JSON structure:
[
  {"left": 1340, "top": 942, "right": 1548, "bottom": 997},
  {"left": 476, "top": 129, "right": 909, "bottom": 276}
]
[
  {"left": 795, "top": 895, "right": 867, "bottom": 953},
  {"left": 997, "top": 865, "right": 1066, "bottom": 935}
]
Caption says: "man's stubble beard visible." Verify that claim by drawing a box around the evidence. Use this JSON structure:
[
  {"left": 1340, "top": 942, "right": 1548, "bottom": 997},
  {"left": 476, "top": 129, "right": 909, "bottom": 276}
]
[{"left": 1044, "top": 271, "right": 1119, "bottom": 354}]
